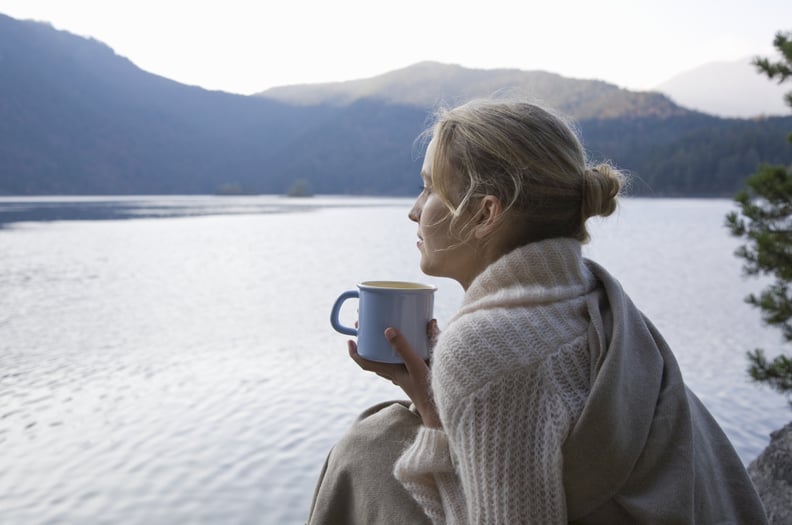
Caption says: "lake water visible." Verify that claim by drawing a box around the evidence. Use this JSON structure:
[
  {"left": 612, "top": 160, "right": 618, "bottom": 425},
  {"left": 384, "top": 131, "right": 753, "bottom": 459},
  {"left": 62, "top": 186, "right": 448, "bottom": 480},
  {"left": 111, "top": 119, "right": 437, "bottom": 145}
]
[{"left": 0, "top": 195, "right": 789, "bottom": 524}]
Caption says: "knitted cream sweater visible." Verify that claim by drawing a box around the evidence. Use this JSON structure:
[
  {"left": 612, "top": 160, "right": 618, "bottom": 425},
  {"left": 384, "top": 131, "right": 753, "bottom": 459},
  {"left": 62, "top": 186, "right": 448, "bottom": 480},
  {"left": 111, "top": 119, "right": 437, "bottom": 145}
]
[{"left": 394, "top": 238, "right": 597, "bottom": 524}]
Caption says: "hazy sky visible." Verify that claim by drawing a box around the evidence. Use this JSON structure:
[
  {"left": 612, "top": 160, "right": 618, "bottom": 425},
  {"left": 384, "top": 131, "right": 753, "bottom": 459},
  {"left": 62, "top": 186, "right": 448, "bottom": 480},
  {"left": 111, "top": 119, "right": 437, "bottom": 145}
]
[{"left": 1, "top": 0, "right": 789, "bottom": 95}]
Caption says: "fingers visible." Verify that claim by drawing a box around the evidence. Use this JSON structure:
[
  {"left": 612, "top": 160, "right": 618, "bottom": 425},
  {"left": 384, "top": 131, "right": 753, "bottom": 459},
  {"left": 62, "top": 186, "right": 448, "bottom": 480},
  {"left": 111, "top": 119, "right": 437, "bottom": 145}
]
[
  {"left": 348, "top": 339, "right": 406, "bottom": 378},
  {"left": 427, "top": 319, "right": 440, "bottom": 347},
  {"left": 385, "top": 327, "right": 427, "bottom": 376},
  {"left": 348, "top": 340, "right": 373, "bottom": 371},
  {"left": 348, "top": 328, "right": 429, "bottom": 384},
  {"left": 427, "top": 318, "right": 438, "bottom": 337}
]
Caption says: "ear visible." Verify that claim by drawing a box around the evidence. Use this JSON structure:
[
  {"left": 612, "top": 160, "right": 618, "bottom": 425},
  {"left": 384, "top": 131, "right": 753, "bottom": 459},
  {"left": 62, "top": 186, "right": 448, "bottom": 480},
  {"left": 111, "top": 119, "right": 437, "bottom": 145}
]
[{"left": 472, "top": 195, "right": 505, "bottom": 240}]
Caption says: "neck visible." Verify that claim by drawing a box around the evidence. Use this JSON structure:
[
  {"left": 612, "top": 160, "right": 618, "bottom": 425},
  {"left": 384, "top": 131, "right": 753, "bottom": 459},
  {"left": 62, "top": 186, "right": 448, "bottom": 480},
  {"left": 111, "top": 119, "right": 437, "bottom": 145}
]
[{"left": 457, "top": 240, "right": 513, "bottom": 291}]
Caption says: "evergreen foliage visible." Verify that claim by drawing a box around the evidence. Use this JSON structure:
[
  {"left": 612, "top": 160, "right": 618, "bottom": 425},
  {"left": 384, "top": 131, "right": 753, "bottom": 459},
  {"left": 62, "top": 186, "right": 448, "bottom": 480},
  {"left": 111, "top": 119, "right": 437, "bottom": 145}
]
[{"left": 726, "top": 31, "right": 792, "bottom": 404}]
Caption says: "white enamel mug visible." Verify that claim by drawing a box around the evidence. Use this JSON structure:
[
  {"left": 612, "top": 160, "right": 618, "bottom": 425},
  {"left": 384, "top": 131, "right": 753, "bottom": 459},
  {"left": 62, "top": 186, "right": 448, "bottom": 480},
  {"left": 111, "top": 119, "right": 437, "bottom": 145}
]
[{"left": 330, "top": 281, "right": 436, "bottom": 363}]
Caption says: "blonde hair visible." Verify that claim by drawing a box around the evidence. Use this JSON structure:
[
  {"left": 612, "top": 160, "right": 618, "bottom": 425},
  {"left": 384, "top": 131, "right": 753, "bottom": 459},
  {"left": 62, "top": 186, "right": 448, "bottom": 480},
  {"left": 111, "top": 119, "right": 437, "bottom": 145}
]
[{"left": 426, "top": 99, "right": 624, "bottom": 244}]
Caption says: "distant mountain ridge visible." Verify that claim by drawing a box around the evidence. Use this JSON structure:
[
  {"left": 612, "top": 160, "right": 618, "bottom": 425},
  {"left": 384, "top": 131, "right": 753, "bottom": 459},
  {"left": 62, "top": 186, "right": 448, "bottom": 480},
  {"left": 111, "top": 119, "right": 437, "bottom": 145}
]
[
  {"left": 1, "top": 12, "right": 791, "bottom": 197},
  {"left": 258, "top": 61, "right": 689, "bottom": 120},
  {"left": 0, "top": 13, "right": 333, "bottom": 194},
  {"left": 655, "top": 58, "right": 790, "bottom": 118}
]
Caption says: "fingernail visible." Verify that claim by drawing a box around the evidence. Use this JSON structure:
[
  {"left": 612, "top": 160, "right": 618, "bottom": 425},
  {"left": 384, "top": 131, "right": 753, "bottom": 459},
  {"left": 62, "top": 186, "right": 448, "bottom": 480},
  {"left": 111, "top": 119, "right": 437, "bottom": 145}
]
[{"left": 384, "top": 328, "right": 396, "bottom": 340}]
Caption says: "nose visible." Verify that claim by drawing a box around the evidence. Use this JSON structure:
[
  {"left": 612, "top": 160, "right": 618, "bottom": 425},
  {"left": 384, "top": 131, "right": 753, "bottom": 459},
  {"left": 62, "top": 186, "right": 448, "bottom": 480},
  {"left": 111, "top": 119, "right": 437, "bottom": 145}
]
[{"left": 408, "top": 199, "right": 421, "bottom": 223}]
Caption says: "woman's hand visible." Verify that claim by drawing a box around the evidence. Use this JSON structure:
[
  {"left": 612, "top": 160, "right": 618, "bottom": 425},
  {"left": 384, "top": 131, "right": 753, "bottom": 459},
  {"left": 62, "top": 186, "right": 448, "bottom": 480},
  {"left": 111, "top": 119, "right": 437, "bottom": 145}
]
[{"left": 348, "top": 321, "right": 442, "bottom": 429}]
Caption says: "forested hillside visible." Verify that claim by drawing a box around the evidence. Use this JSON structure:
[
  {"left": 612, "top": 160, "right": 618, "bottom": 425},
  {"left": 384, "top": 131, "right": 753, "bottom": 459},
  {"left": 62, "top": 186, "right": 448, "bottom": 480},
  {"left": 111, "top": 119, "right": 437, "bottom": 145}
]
[
  {"left": 0, "top": 14, "right": 334, "bottom": 194},
  {"left": 581, "top": 115, "right": 792, "bottom": 195},
  {"left": 1, "top": 13, "right": 790, "bottom": 197}
]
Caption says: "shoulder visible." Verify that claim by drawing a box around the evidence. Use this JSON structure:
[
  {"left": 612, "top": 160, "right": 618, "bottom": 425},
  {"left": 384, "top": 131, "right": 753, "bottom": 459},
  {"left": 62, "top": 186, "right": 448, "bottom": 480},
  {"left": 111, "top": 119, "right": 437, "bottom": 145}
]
[
  {"left": 431, "top": 309, "right": 591, "bottom": 417},
  {"left": 433, "top": 308, "right": 539, "bottom": 386},
  {"left": 435, "top": 304, "right": 586, "bottom": 376}
]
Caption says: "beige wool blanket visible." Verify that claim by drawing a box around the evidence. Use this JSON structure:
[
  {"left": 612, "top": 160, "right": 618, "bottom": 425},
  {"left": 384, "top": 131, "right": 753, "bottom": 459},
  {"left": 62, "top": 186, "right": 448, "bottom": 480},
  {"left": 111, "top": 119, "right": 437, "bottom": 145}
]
[{"left": 310, "top": 239, "right": 768, "bottom": 524}]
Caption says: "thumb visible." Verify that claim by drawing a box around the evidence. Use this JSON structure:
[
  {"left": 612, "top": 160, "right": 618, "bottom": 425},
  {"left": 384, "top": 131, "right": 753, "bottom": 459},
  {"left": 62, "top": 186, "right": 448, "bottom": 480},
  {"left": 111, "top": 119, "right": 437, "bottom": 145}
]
[{"left": 385, "top": 327, "right": 424, "bottom": 373}]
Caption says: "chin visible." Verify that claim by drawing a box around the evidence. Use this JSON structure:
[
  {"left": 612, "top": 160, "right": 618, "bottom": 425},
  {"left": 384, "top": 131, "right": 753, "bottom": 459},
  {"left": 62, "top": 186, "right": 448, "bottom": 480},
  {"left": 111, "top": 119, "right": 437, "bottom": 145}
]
[
  {"left": 420, "top": 259, "right": 448, "bottom": 280},
  {"left": 419, "top": 260, "right": 433, "bottom": 275},
  {"left": 419, "top": 258, "right": 438, "bottom": 277}
]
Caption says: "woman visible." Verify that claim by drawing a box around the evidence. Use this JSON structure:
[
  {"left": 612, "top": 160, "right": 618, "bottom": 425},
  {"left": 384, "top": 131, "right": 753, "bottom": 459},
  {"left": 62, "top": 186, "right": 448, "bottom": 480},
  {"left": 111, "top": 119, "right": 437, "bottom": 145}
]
[{"left": 308, "top": 100, "right": 767, "bottom": 524}]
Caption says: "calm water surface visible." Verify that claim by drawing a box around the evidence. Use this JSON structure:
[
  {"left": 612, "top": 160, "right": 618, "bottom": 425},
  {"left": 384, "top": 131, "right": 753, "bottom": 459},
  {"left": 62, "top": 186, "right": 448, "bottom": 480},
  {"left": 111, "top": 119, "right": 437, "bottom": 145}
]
[{"left": 0, "top": 196, "right": 788, "bottom": 524}]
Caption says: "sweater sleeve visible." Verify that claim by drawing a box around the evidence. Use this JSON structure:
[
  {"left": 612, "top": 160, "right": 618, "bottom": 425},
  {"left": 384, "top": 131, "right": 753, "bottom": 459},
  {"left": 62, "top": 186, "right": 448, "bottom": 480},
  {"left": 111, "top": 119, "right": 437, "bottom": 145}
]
[
  {"left": 396, "top": 358, "right": 575, "bottom": 525},
  {"left": 394, "top": 426, "right": 468, "bottom": 524}
]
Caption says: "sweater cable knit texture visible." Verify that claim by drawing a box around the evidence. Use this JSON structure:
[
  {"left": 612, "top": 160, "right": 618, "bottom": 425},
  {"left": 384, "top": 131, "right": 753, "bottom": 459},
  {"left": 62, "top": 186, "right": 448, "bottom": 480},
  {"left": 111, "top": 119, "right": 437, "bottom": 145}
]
[
  {"left": 395, "top": 238, "right": 596, "bottom": 524},
  {"left": 394, "top": 237, "right": 767, "bottom": 525}
]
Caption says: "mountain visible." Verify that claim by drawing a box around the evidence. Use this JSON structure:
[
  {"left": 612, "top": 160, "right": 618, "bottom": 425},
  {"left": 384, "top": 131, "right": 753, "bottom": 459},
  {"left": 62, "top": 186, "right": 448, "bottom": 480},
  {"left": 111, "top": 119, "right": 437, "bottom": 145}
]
[
  {"left": 0, "top": 14, "right": 335, "bottom": 194},
  {"left": 655, "top": 58, "right": 789, "bottom": 118},
  {"left": 258, "top": 61, "right": 689, "bottom": 120},
  {"left": 1, "top": 12, "right": 791, "bottom": 197}
]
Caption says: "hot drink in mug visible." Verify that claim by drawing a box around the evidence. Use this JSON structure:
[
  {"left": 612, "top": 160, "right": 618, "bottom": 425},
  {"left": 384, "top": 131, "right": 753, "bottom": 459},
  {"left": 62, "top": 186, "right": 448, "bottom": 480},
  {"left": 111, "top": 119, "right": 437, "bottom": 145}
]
[{"left": 330, "top": 281, "right": 436, "bottom": 363}]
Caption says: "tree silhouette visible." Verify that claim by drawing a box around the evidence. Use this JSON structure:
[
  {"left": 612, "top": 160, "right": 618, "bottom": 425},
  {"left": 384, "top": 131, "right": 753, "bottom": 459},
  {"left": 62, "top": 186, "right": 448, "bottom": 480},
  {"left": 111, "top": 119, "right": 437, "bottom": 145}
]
[{"left": 726, "top": 31, "right": 792, "bottom": 404}]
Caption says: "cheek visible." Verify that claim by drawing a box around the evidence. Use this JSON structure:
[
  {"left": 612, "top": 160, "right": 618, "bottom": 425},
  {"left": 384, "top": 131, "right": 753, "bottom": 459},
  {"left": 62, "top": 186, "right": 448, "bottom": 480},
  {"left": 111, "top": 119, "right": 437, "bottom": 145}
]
[
  {"left": 420, "top": 209, "right": 446, "bottom": 238},
  {"left": 422, "top": 218, "right": 456, "bottom": 253},
  {"left": 421, "top": 197, "right": 448, "bottom": 223}
]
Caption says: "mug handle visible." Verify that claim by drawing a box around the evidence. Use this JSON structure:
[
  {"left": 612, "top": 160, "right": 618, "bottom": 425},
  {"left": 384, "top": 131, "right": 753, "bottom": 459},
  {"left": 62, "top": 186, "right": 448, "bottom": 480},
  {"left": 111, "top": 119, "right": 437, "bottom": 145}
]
[{"left": 330, "top": 290, "right": 359, "bottom": 336}]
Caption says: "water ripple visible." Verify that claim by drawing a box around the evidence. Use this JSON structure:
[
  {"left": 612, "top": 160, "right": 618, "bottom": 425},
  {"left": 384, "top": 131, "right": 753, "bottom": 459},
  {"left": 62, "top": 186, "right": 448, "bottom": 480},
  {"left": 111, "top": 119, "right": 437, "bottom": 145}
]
[{"left": 0, "top": 198, "right": 788, "bottom": 524}]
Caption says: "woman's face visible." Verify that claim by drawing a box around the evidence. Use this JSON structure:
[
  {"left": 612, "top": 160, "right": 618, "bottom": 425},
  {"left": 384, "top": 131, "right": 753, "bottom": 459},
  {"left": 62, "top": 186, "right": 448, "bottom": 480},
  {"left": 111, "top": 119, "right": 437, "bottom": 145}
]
[{"left": 408, "top": 140, "right": 479, "bottom": 288}]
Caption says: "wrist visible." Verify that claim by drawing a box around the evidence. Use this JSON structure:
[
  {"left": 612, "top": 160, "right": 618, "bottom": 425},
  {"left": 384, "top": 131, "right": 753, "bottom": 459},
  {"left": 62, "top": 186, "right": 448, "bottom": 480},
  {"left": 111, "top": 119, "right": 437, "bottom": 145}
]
[{"left": 416, "top": 403, "right": 442, "bottom": 428}]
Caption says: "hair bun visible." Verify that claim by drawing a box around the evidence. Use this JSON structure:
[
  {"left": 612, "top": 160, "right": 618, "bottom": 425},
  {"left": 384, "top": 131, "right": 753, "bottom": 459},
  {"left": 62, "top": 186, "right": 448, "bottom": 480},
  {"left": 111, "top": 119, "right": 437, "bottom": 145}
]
[{"left": 581, "top": 163, "right": 625, "bottom": 220}]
